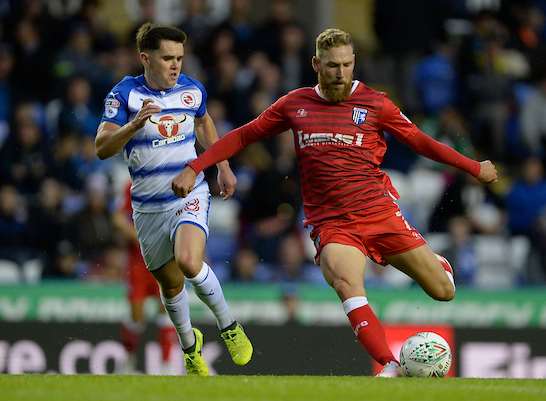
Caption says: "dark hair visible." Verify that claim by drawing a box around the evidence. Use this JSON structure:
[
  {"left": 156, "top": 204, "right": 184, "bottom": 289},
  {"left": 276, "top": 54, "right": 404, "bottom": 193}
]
[{"left": 136, "top": 22, "right": 187, "bottom": 52}]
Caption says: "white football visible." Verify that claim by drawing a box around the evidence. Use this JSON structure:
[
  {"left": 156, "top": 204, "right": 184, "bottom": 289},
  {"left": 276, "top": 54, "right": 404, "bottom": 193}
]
[{"left": 399, "top": 332, "right": 452, "bottom": 377}]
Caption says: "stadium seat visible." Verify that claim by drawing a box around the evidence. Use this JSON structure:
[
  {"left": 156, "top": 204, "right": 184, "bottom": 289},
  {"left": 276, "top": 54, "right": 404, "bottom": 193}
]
[
  {"left": 408, "top": 169, "right": 445, "bottom": 230},
  {"left": 0, "top": 260, "right": 21, "bottom": 283},
  {"left": 509, "top": 236, "right": 531, "bottom": 277},
  {"left": 475, "top": 235, "right": 515, "bottom": 288},
  {"left": 208, "top": 198, "right": 240, "bottom": 234},
  {"left": 22, "top": 259, "right": 43, "bottom": 283}
]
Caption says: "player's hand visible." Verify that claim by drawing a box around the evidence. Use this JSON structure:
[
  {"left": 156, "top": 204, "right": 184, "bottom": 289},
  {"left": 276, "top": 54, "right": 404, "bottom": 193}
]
[
  {"left": 477, "top": 160, "right": 498, "bottom": 184},
  {"left": 172, "top": 166, "right": 197, "bottom": 198},
  {"left": 217, "top": 163, "right": 237, "bottom": 200},
  {"left": 131, "top": 99, "right": 161, "bottom": 130}
]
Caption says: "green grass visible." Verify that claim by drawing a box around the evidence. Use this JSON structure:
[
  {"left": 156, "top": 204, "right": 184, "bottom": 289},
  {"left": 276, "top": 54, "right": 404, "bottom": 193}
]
[{"left": 1, "top": 375, "right": 545, "bottom": 401}]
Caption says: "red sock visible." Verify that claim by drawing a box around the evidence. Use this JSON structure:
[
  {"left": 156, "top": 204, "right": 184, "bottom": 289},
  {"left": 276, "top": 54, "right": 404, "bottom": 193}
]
[
  {"left": 158, "top": 326, "right": 177, "bottom": 362},
  {"left": 347, "top": 304, "right": 396, "bottom": 365},
  {"left": 121, "top": 324, "right": 141, "bottom": 353}
]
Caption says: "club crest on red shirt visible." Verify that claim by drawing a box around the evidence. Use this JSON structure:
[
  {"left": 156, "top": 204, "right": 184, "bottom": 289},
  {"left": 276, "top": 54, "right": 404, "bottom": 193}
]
[{"left": 352, "top": 107, "right": 368, "bottom": 125}]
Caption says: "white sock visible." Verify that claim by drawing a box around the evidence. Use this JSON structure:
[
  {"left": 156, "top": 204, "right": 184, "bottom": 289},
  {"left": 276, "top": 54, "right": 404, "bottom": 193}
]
[
  {"left": 160, "top": 288, "right": 195, "bottom": 349},
  {"left": 187, "top": 262, "right": 235, "bottom": 330},
  {"left": 435, "top": 254, "right": 456, "bottom": 292},
  {"left": 342, "top": 296, "right": 368, "bottom": 314},
  {"left": 123, "top": 319, "right": 145, "bottom": 334}
]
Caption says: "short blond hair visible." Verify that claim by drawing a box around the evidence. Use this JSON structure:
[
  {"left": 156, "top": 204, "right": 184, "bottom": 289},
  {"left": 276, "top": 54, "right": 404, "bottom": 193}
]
[{"left": 315, "top": 28, "right": 353, "bottom": 57}]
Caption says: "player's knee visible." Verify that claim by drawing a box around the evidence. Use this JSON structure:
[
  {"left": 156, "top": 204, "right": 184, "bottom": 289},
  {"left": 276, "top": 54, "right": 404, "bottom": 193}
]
[
  {"left": 160, "top": 283, "right": 184, "bottom": 299},
  {"left": 432, "top": 282, "right": 455, "bottom": 302},
  {"left": 176, "top": 250, "right": 201, "bottom": 276}
]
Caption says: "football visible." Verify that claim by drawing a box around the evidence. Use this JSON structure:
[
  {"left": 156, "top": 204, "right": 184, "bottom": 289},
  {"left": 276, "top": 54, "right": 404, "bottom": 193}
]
[{"left": 399, "top": 332, "right": 452, "bottom": 377}]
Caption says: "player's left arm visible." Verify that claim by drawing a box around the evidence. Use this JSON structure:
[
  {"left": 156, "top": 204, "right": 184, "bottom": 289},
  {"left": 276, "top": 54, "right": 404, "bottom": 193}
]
[
  {"left": 380, "top": 97, "right": 498, "bottom": 184},
  {"left": 194, "top": 112, "right": 237, "bottom": 200}
]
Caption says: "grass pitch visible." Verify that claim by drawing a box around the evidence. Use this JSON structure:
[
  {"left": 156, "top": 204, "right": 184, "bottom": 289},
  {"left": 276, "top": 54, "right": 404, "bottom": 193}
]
[{"left": 1, "top": 375, "right": 545, "bottom": 401}]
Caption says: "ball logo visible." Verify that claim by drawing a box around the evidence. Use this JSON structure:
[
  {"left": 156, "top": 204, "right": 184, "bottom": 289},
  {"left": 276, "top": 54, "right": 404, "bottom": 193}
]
[
  {"left": 149, "top": 114, "right": 187, "bottom": 138},
  {"left": 184, "top": 198, "right": 200, "bottom": 212},
  {"left": 181, "top": 92, "right": 196, "bottom": 107}
]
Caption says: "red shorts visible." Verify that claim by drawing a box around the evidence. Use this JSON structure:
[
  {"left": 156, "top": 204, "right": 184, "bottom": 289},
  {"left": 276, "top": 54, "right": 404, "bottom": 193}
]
[
  {"left": 126, "top": 245, "right": 160, "bottom": 303},
  {"left": 310, "top": 202, "right": 426, "bottom": 266}
]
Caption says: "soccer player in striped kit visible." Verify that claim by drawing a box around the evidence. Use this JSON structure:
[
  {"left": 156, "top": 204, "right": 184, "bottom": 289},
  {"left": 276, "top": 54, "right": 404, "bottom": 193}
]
[
  {"left": 95, "top": 23, "right": 252, "bottom": 376},
  {"left": 172, "top": 28, "right": 498, "bottom": 377}
]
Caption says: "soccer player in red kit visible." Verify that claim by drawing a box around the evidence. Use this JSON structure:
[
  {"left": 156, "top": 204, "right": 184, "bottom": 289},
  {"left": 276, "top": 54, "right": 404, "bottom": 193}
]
[
  {"left": 113, "top": 182, "right": 177, "bottom": 373},
  {"left": 171, "top": 28, "right": 498, "bottom": 376}
]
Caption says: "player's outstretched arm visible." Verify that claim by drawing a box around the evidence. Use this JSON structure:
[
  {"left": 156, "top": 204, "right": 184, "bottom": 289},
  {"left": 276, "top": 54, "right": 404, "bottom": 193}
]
[
  {"left": 172, "top": 95, "right": 290, "bottom": 198},
  {"left": 95, "top": 99, "right": 161, "bottom": 159},
  {"left": 194, "top": 112, "right": 237, "bottom": 200}
]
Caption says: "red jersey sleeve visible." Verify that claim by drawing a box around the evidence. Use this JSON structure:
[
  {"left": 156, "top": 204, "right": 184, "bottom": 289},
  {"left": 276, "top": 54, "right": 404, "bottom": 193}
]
[
  {"left": 379, "top": 96, "right": 481, "bottom": 177},
  {"left": 122, "top": 182, "right": 133, "bottom": 214},
  {"left": 189, "top": 95, "right": 291, "bottom": 173}
]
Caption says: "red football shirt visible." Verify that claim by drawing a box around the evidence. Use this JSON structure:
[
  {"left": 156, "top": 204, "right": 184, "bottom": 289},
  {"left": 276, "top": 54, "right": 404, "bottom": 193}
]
[{"left": 190, "top": 81, "right": 480, "bottom": 226}]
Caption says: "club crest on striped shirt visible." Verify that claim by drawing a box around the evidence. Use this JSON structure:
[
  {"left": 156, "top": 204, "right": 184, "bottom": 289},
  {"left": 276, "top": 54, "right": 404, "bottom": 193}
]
[{"left": 352, "top": 107, "right": 368, "bottom": 125}]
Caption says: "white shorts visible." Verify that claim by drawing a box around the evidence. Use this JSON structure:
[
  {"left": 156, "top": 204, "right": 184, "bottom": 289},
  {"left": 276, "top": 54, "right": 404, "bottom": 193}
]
[{"left": 133, "top": 181, "right": 210, "bottom": 271}]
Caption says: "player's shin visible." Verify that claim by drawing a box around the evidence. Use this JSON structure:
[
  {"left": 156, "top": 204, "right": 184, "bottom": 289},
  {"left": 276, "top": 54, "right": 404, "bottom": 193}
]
[
  {"left": 187, "top": 262, "right": 235, "bottom": 330},
  {"left": 160, "top": 288, "right": 196, "bottom": 349},
  {"left": 343, "top": 296, "right": 397, "bottom": 365}
]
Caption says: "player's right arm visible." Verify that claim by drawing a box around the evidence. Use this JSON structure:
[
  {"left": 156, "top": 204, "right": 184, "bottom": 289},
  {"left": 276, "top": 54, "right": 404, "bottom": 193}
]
[
  {"left": 95, "top": 100, "right": 161, "bottom": 159},
  {"left": 171, "top": 95, "right": 291, "bottom": 198},
  {"left": 379, "top": 96, "right": 498, "bottom": 184}
]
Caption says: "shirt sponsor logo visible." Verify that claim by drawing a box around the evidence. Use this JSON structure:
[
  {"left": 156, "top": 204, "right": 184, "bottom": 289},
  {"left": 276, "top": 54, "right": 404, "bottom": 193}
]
[
  {"left": 297, "top": 130, "right": 364, "bottom": 148},
  {"left": 352, "top": 107, "right": 368, "bottom": 125},
  {"left": 149, "top": 114, "right": 187, "bottom": 138},
  {"left": 151, "top": 135, "right": 186, "bottom": 148}
]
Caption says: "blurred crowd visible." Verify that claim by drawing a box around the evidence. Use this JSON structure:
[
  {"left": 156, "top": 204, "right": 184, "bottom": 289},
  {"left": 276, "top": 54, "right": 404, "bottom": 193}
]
[{"left": 1, "top": 0, "right": 546, "bottom": 290}]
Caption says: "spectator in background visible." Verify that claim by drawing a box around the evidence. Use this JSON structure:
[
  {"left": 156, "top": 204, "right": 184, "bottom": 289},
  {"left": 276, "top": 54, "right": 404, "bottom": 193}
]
[
  {"left": 255, "top": 0, "right": 297, "bottom": 61},
  {"left": 42, "top": 239, "right": 81, "bottom": 279},
  {"left": 207, "top": 97, "right": 233, "bottom": 138},
  {"left": 0, "top": 118, "right": 48, "bottom": 195},
  {"left": 521, "top": 74, "right": 546, "bottom": 157},
  {"left": 0, "top": 44, "right": 14, "bottom": 146},
  {"left": 207, "top": 52, "right": 250, "bottom": 125},
  {"left": 56, "top": 75, "right": 101, "bottom": 137},
  {"left": 414, "top": 39, "right": 457, "bottom": 116},
  {"left": 276, "top": 22, "right": 314, "bottom": 92},
  {"left": 506, "top": 156, "right": 546, "bottom": 282},
  {"left": 429, "top": 172, "right": 504, "bottom": 234},
  {"left": 239, "top": 132, "right": 301, "bottom": 264},
  {"left": 12, "top": 18, "right": 51, "bottom": 101},
  {"left": 213, "top": 0, "right": 255, "bottom": 61},
  {"left": 54, "top": 24, "right": 109, "bottom": 94},
  {"left": 48, "top": 133, "right": 84, "bottom": 190},
  {"left": 178, "top": 0, "right": 214, "bottom": 59},
  {"left": 230, "top": 247, "right": 272, "bottom": 282},
  {"left": 440, "top": 216, "right": 479, "bottom": 286},
  {"left": 276, "top": 233, "right": 322, "bottom": 284},
  {"left": 0, "top": 185, "right": 30, "bottom": 265},
  {"left": 27, "top": 178, "right": 67, "bottom": 273},
  {"left": 506, "top": 157, "right": 546, "bottom": 235},
  {"left": 67, "top": 173, "right": 116, "bottom": 265}
]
